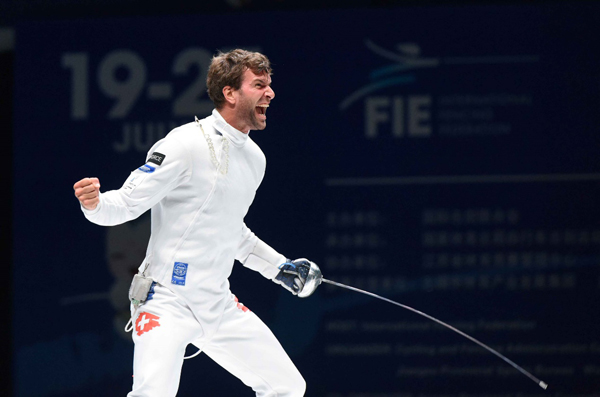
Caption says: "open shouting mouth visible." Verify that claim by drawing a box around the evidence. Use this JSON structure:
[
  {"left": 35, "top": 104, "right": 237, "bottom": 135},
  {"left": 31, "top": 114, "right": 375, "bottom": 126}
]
[{"left": 256, "top": 104, "right": 269, "bottom": 119}]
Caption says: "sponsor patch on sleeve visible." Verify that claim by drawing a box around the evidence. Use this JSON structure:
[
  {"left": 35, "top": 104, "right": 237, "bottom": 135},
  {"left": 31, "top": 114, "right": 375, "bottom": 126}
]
[
  {"left": 138, "top": 164, "right": 156, "bottom": 173},
  {"left": 123, "top": 172, "right": 148, "bottom": 195},
  {"left": 147, "top": 152, "right": 166, "bottom": 166},
  {"left": 171, "top": 262, "right": 188, "bottom": 286}
]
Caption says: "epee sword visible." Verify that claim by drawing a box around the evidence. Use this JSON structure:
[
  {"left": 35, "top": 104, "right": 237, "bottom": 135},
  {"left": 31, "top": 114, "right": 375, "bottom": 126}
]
[{"left": 296, "top": 260, "right": 548, "bottom": 390}]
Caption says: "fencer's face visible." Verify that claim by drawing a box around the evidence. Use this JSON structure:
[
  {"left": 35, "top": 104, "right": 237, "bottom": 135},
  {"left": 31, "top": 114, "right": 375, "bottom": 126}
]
[{"left": 233, "top": 69, "right": 274, "bottom": 132}]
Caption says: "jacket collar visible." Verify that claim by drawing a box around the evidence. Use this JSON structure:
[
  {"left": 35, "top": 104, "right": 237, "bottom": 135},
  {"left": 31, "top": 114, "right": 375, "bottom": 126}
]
[{"left": 212, "top": 109, "right": 249, "bottom": 147}]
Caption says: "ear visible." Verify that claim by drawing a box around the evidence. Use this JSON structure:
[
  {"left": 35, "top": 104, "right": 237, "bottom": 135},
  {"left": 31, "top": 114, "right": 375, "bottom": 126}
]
[{"left": 222, "top": 86, "right": 237, "bottom": 106}]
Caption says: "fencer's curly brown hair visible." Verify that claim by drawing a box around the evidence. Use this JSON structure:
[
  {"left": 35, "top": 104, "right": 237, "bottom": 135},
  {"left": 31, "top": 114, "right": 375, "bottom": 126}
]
[{"left": 207, "top": 49, "right": 272, "bottom": 109}]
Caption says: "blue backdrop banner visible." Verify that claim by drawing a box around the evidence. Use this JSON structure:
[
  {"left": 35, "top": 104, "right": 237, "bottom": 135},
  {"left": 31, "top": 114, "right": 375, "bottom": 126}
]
[{"left": 14, "top": 4, "right": 600, "bottom": 396}]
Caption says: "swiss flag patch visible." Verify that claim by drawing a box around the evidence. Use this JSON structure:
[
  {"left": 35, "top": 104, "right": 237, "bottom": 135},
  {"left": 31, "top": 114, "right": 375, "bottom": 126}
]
[{"left": 135, "top": 312, "right": 161, "bottom": 336}]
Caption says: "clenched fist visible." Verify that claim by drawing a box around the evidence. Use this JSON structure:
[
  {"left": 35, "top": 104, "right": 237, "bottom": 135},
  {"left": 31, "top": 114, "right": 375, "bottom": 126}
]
[{"left": 73, "top": 177, "right": 101, "bottom": 210}]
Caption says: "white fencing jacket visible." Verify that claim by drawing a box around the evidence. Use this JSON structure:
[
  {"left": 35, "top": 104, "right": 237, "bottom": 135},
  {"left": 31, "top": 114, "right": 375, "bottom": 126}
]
[{"left": 82, "top": 109, "right": 286, "bottom": 337}]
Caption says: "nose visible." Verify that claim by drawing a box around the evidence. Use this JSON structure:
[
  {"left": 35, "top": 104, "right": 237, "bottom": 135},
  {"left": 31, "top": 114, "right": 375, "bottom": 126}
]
[{"left": 266, "top": 85, "right": 275, "bottom": 100}]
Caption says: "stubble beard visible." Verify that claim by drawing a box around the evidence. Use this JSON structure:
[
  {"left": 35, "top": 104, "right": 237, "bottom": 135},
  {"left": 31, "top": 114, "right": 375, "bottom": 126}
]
[
  {"left": 247, "top": 107, "right": 266, "bottom": 131},
  {"left": 239, "top": 92, "right": 266, "bottom": 131}
]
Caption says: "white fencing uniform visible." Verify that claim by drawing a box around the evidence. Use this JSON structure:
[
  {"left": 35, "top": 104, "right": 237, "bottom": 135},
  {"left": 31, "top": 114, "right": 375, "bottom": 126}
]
[{"left": 82, "top": 109, "right": 305, "bottom": 396}]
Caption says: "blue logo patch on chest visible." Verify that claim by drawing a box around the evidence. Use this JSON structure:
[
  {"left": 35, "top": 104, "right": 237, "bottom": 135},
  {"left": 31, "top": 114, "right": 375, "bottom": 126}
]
[{"left": 171, "top": 262, "right": 188, "bottom": 286}]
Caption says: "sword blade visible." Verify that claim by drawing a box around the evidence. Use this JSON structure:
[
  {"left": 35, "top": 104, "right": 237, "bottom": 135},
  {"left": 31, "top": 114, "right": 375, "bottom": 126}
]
[{"left": 321, "top": 278, "right": 548, "bottom": 390}]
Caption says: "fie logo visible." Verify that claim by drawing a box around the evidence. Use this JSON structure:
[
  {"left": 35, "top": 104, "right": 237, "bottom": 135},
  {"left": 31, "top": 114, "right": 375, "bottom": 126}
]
[{"left": 339, "top": 40, "right": 434, "bottom": 139}]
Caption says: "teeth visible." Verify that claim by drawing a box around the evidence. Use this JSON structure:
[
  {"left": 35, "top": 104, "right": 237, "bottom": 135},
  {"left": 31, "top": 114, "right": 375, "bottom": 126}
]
[{"left": 257, "top": 104, "right": 268, "bottom": 116}]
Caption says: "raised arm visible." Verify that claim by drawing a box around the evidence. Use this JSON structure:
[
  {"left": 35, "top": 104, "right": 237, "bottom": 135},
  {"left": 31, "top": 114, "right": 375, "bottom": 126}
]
[
  {"left": 73, "top": 177, "right": 101, "bottom": 210},
  {"left": 73, "top": 136, "right": 192, "bottom": 226}
]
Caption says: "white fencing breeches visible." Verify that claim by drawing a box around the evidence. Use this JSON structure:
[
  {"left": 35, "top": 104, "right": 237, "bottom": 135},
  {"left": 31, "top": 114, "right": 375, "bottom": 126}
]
[{"left": 127, "top": 284, "right": 306, "bottom": 397}]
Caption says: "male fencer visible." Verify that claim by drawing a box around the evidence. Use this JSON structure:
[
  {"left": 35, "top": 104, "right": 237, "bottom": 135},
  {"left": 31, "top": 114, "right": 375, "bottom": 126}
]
[{"left": 73, "top": 49, "right": 314, "bottom": 396}]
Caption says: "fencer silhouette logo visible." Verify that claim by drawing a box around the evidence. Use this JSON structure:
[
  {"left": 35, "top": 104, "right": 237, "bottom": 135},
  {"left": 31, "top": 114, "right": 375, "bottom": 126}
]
[
  {"left": 339, "top": 40, "right": 434, "bottom": 112},
  {"left": 339, "top": 40, "right": 436, "bottom": 139},
  {"left": 339, "top": 40, "right": 539, "bottom": 139},
  {"left": 135, "top": 312, "right": 161, "bottom": 336}
]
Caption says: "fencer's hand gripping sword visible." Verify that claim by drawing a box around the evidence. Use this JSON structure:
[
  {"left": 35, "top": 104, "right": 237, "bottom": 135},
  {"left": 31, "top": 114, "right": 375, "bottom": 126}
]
[{"left": 298, "top": 261, "right": 548, "bottom": 390}]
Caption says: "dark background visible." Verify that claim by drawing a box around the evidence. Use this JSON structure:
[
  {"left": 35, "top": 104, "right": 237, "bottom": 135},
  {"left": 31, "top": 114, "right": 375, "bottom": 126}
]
[{"left": 3, "top": 0, "right": 600, "bottom": 396}]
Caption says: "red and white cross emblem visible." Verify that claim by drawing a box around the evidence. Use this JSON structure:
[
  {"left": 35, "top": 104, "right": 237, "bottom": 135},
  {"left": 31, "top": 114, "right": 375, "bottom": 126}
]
[
  {"left": 135, "top": 312, "right": 161, "bottom": 336},
  {"left": 234, "top": 296, "right": 250, "bottom": 313}
]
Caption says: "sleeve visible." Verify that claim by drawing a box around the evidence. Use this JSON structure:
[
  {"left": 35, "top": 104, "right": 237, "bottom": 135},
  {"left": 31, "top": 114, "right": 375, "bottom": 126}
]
[
  {"left": 81, "top": 136, "right": 193, "bottom": 226},
  {"left": 235, "top": 223, "right": 287, "bottom": 280}
]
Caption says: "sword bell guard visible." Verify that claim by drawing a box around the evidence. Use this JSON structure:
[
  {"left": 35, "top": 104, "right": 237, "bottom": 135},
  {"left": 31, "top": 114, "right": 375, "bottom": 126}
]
[{"left": 298, "top": 260, "right": 323, "bottom": 298}]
